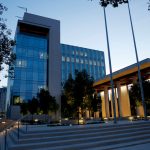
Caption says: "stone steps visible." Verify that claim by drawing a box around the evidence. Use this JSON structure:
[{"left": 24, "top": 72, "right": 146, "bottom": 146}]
[{"left": 8, "top": 121, "right": 150, "bottom": 150}]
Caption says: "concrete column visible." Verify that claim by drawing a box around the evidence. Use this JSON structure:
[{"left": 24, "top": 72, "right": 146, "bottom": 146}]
[
  {"left": 94, "top": 111, "right": 99, "bottom": 118},
  {"left": 120, "top": 85, "right": 131, "bottom": 117},
  {"left": 85, "top": 109, "right": 90, "bottom": 119},
  {"left": 104, "top": 86, "right": 110, "bottom": 118},
  {"left": 101, "top": 91, "right": 107, "bottom": 118},
  {"left": 114, "top": 88, "right": 119, "bottom": 117}
]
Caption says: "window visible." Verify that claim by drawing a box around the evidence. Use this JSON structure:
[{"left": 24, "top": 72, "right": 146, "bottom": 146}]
[
  {"left": 101, "top": 61, "right": 104, "bottom": 66},
  {"left": 85, "top": 60, "right": 88, "bottom": 64},
  {"left": 76, "top": 58, "right": 79, "bottom": 63},
  {"left": 27, "top": 49, "right": 34, "bottom": 57},
  {"left": 66, "top": 57, "right": 70, "bottom": 62},
  {"left": 85, "top": 52, "right": 87, "bottom": 57},
  {"left": 21, "top": 71, "right": 26, "bottom": 80},
  {"left": 71, "top": 57, "right": 74, "bottom": 62},
  {"left": 89, "top": 60, "right": 92, "bottom": 65},
  {"left": 80, "top": 52, "right": 83, "bottom": 56},
  {"left": 16, "top": 60, "right": 27, "bottom": 68},
  {"left": 39, "top": 52, "right": 47, "bottom": 59},
  {"left": 62, "top": 56, "right": 65, "bottom": 61},
  {"left": 81, "top": 59, "right": 83, "bottom": 64}
]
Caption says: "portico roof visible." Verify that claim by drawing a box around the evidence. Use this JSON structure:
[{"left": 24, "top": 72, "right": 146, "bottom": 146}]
[{"left": 94, "top": 58, "right": 150, "bottom": 91}]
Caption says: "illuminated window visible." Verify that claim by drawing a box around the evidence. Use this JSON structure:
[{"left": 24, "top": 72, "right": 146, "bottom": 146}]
[
  {"left": 39, "top": 52, "right": 47, "bottom": 59},
  {"left": 17, "top": 60, "right": 27, "bottom": 67}
]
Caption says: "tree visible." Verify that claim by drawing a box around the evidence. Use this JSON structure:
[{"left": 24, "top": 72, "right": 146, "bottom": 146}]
[
  {"left": 129, "top": 80, "right": 150, "bottom": 115},
  {"left": 62, "top": 70, "right": 95, "bottom": 120},
  {"left": 37, "top": 88, "right": 59, "bottom": 114},
  {"left": 90, "top": 0, "right": 128, "bottom": 7},
  {"left": 61, "top": 93, "right": 74, "bottom": 118},
  {"left": 28, "top": 97, "right": 39, "bottom": 115},
  {"left": 20, "top": 102, "right": 29, "bottom": 115},
  {"left": 0, "top": 3, "right": 16, "bottom": 79},
  {"left": 62, "top": 74, "right": 76, "bottom": 118}
]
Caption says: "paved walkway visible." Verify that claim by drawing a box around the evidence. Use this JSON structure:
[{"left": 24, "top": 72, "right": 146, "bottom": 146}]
[{"left": 116, "top": 143, "right": 150, "bottom": 150}]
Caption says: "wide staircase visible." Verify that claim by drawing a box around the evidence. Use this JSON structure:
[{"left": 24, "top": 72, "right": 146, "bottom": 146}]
[{"left": 8, "top": 121, "right": 150, "bottom": 150}]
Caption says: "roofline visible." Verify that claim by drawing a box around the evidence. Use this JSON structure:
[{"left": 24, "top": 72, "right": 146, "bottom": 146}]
[{"left": 94, "top": 58, "right": 150, "bottom": 87}]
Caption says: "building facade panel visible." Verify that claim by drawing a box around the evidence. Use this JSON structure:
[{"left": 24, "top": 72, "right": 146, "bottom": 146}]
[{"left": 61, "top": 44, "right": 106, "bottom": 83}]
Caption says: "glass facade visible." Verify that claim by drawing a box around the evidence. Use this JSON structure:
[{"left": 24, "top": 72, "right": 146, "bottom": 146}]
[
  {"left": 12, "top": 33, "right": 48, "bottom": 101},
  {"left": 61, "top": 44, "right": 106, "bottom": 83}
]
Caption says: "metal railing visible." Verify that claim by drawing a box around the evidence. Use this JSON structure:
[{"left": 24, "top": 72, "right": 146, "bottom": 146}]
[{"left": 0, "top": 115, "right": 28, "bottom": 150}]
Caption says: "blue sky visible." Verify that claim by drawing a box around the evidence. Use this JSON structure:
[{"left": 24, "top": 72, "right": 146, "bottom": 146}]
[{"left": 0, "top": 0, "right": 150, "bottom": 87}]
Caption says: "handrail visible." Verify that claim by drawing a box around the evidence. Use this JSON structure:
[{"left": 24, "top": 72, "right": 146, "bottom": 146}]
[
  {"left": 0, "top": 114, "right": 28, "bottom": 133},
  {"left": 0, "top": 114, "right": 29, "bottom": 150}
]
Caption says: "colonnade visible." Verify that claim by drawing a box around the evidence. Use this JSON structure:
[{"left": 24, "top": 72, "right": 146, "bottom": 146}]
[{"left": 100, "top": 82, "right": 144, "bottom": 119}]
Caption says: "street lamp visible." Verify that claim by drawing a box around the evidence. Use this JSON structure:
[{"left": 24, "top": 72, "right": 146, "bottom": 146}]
[
  {"left": 98, "top": 0, "right": 129, "bottom": 124},
  {"left": 96, "top": 0, "right": 146, "bottom": 120},
  {"left": 102, "top": 6, "right": 117, "bottom": 123},
  {"left": 127, "top": 1, "right": 147, "bottom": 120}
]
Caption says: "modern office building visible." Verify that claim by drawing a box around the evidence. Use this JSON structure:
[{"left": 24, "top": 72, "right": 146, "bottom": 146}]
[
  {"left": 6, "top": 13, "right": 106, "bottom": 117},
  {"left": 0, "top": 87, "right": 7, "bottom": 112},
  {"left": 6, "top": 13, "right": 61, "bottom": 111},
  {"left": 61, "top": 44, "right": 105, "bottom": 84}
]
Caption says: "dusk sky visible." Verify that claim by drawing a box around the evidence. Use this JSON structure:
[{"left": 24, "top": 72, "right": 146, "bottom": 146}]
[{"left": 0, "top": 0, "right": 150, "bottom": 87}]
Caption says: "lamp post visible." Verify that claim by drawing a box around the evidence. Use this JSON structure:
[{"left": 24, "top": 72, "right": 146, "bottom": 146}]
[
  {"left": 103, "top": 6, "right": 117, "bottom": 123},
  {"left": 127, "top": 1, "right": 147, "bottom": 120},
  {"left": 99, "top": 0, "right": 128, "bottom": 124}
]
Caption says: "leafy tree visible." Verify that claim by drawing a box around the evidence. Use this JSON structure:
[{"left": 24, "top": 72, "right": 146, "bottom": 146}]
[
  {"left": 28, "top": 97, "right": 39, "bottom": 114},
  {"left": 129, "top": 80, "right": 150, "bottom": 115},
  {"left": 37, "top": 88, "right": 59, "bottom": 114},
  {"left": 0, "top": 3, "right": 16, "bottom": 79},
  {"left": 61, "top": 93, "right": 74, "bottom": 118},
  {"left": 20, "top": 102, "right": 29, "bottom": 115},
  {"left": 90, "top": 0, "right": 128, "bottom": 7},
  {"left": 63, "top": 74, "right": 75, "bottom": 108},
  {"left": 62, "top": 74, "right": 76, "bottom": 118},
  {"left": 62, "top": 70, "right": 95, "bottom": 120}
]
